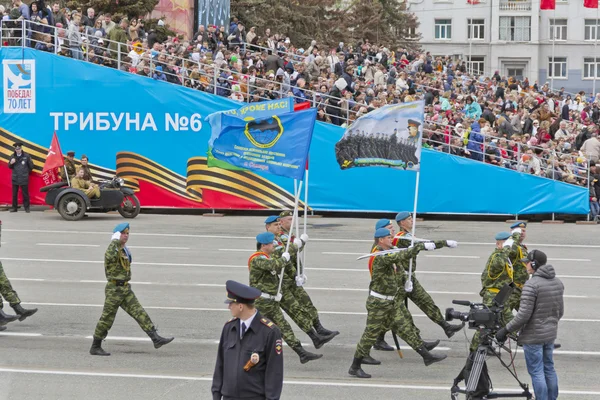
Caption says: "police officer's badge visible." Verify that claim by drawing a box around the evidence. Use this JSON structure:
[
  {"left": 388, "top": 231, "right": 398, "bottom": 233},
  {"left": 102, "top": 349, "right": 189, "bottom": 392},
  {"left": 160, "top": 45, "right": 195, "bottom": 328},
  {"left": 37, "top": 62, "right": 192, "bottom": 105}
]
[{"left": 275, "top": 339, "right": 283, "bottom": 355}]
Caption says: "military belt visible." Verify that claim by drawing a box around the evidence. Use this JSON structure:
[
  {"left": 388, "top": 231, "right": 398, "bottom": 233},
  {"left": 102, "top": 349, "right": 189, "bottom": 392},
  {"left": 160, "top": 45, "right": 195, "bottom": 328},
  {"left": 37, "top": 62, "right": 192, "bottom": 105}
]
[
  {"left": 487, "top": 288, "right": 500, "bottom": 294},
  {"left": 369, "top": 290, "right": 395, "bottom": 301},
  {"left": 514, "top": 283, "right": 524, "bottom": 290},
  {"left": 260, "top": 293, "right": 277, "bottom": 300},
  {"left": 111, "top": 280, "right": 129, "bottom": 287}
]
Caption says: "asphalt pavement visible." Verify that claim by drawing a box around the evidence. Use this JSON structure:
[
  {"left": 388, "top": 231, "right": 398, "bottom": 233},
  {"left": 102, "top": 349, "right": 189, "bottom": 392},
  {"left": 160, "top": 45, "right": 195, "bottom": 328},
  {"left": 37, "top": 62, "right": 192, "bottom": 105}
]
[{"left": 0, "top": 211, "right": 599, "bottom": 400}]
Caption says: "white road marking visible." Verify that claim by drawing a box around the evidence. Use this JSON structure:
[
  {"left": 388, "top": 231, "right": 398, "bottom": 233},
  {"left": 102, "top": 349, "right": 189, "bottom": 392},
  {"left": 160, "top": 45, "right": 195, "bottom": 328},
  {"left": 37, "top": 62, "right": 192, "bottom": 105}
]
[
  {"left": 548, "top": 258, "right": 591, "bottom": 262},
  {"left": 323, "top": 251, "right": 363, "bottom": 255},
  {"left": 0, "top": 367, "right": 598, "bottom": 395},
  {"left": 84, "top": 336, "right": 150, "bottom": 342},
  {"left": 36, "top": 243, "right": 100, "bottom": 248},
  {"left": 425, "top": 255, "right": 480, "bottom": 259},
  {"left": 128, "top": 246, "right": 190, "bottom": 250},
  {"left": 0, "top": 332, "right": 43, "bottom": 337},
  {"left": 5, "top": 229, "right": 600, "bottom": 249},
  {"left": 218, "top": 248, "right": 254, "bottom": 252}
]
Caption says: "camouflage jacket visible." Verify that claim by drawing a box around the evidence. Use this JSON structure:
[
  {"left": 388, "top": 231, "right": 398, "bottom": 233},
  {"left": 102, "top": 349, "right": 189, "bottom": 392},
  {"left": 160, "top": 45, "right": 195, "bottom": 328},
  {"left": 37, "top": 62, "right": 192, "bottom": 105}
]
[
  {"left": 392, "top": 230, "right": 447, "bottom": 273},
  {"left": 273, "top": 239, "right": 298, "bottom": 288},
  {"left": 507, "top": 232, "right": 529, "bottom": 289},
  {"left": 104, "top": 239, "right": 132, "bottom": 281},
  {"left": 248, "top": 246, "right": 297, "bottom": 295},
  {"left": 369, "top": 243, "right": 427, "bottom": 297},
  {"left": 480, "top": 248, "right": 513, "bottom": 293}
]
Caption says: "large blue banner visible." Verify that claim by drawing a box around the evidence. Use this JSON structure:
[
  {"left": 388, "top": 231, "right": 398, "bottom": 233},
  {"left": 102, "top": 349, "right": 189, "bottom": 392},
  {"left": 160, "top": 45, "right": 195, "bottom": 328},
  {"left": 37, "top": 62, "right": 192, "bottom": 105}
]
[{"left": 0, "top": 48, "right": 589, "bottom": 215}]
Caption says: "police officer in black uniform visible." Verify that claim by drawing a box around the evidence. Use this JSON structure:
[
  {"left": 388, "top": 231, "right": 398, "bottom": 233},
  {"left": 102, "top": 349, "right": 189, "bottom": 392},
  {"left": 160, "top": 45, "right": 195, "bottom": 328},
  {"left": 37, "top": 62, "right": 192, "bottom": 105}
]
[{"left": 212, "top": 280, "right": 284, "bottom": 400}]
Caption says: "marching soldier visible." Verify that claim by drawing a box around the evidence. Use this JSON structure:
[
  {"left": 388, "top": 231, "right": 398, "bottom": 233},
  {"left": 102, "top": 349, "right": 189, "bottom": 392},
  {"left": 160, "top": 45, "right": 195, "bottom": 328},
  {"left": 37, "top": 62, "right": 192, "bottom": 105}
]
[
  {"left": 349, "top": 228, "right": 448, "bottom": 379},
  {"left": 90, "top": 223, "right": 174, "bottom": 356},
  {"left": 470, "top": 231, "right": 515, "bottom": 351},
  {"left": 60, "top": 151, "right": 77, "bottom": 182},
  {"left": 392, "top": 212, "right": 464, "bottom": 338},
  {"left": 249, "top": 231, "right": 325, "bottom": 364},
  {"left": 277, "top": 212, "right": 339, "bottom": 338},
  {"left": 212, "top": 280, "right": 284, "bottom": 400},
  {"left": 506, "top": 222, "right": 529, "bottom": 312},
  {"left": 0, "top": 261, "right": 38, "bottom": 326}
]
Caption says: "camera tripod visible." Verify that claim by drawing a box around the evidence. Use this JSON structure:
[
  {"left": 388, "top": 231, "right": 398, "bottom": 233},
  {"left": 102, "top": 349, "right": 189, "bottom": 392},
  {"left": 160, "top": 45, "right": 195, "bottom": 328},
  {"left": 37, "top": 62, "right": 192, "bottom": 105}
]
[{"left": 451, "top": 333, "right": 533, "bottom": 400}]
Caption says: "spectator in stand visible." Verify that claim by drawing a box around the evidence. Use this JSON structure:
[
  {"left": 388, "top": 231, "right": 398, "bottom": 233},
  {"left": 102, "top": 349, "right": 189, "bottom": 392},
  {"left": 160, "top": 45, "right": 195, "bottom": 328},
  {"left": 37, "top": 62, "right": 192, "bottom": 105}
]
[
  {"left": 51, "top": 2, "right": 66, "bottom": 26},
  {"left": 108, "top": 17, "right": 128, "bottom": 57},
  {"left": 102, "top": 13, "right": 115, "bottom": 35},
  {"left": 81, "top": 7, "right": 95, "bottom": 27},
  {"left": 67, "top": 12, "right": 82, "bottom": 60},
  {"left": 581, "top": 131, "right": 600, "bottom": 163}
]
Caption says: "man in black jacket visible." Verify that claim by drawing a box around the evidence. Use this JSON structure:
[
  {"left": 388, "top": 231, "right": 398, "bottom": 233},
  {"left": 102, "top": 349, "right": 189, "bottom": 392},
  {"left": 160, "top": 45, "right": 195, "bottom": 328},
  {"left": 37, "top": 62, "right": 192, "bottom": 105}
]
[
  {"left": 496, "top": 250, "right": 564, "bottom": 400},
  {"left": 8, "top": 142, "right": 34, "bottom": 213}
]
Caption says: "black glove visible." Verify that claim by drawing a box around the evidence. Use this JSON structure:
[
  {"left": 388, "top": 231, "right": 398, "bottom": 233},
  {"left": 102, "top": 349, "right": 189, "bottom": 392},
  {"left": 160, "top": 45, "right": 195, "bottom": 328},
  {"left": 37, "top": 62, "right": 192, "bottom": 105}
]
[{"left": 495, "top": 327, "right": 508, "bottom": 343}]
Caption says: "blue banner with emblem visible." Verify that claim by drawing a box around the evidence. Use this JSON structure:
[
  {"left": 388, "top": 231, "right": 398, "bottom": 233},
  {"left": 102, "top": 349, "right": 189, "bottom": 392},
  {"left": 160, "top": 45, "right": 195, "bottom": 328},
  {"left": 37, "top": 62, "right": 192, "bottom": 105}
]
[{"left": 209, "top": 108, "right": 316, "bottom": 180}]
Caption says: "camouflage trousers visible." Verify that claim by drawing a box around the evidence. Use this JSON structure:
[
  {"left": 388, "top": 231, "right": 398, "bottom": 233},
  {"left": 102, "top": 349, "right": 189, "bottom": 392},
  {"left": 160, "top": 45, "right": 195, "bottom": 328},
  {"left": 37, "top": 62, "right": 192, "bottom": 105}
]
[
  {"left": 507, "top": 289, "right": 523, "bottom": 312},
  {"left": 256, "top": 297, "right": 302, "bottom": 348},
  {"left": 0, "top": 261, "right": 21, "bottom": 310},
  {"left": 470, "top": 290, "right": 514, "bottom": 351},
  {"left": 288, "top": 284, "right": 318, "bottom": 324},
  {"left": 354, "top": 295, "right": 424, "bottom": 358},
  {"left": 93, "top": 283, "right": 154, "bottom": 340},
  {"left": 280, "top": 286, "right": 314, "bottom": 333}
]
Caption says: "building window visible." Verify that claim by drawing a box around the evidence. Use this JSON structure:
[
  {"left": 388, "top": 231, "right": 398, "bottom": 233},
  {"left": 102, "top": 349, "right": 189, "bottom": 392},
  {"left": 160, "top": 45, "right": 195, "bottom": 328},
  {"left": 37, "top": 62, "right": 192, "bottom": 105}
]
[
  {"left": 549, "top": 19, "right": 567, "bottom": 41},
  {"left": 499, "top": 16, "right": 531, "bottom": 42},
  {"left": 468, "top": 19, "right": 485, "bottom": 40},
  {"left": 435, "top": 19, "right": 452, "bottom": 40},
  {"left": 466, "top": 56, "right": 485, "bottom": 75},
  {"left": 585, "top": 19, "right": 600, "bottom": 41},
  {"left": 583, "top": 57, "right": 600, "bottom": 79},
  {"left": 406, "top": 26, "right": 418, "bottom": 39},
  {"left": 548, "top": 57, "right": 567, "bottom": 78}
]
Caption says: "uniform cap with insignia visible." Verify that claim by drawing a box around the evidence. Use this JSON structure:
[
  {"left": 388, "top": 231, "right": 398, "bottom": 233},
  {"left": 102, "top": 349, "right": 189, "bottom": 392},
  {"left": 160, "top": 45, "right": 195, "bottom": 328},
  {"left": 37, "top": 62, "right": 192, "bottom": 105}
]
[
  {"left": 256, "top": 231, "right": 275, "bottom": 245},
  {"left": 374, "top": 228, "right": 392, "bottom": 238},
  {"left": 224, "top": 280, "right": 261, "bottom": 304},
  {"left": 113, "top": 222, "right": 130, "bottom": 233},
  {"left": 375, "top": 218, "right": 392, "bottom": 230},
  {"left": 510, "top": 221, "right": 527, "bottom": 229},
  {"left": 265, "top": 215, "right": 279, "bottom": 224},
  {"left": 495, "top": 231, "right": 511, "bottom": 241},
  {"left": 407, "top": 119, "right": 421, "bottom": 127},
  {"left": 395, "top": 211, "right": 411, "bottom": 222},
  {"left": 13, "top": 142, "right": 23, "bottom": 148},
  {"left": 279, "top": 210, "right": 293, "bottom": 218}
]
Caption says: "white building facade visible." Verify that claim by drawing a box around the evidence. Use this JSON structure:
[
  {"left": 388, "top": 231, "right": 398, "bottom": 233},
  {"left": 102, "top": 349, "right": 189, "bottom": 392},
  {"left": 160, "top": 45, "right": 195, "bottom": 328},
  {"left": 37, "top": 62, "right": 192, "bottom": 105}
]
[{"left": 407, "top": 0, "right": 600, "bottom": 93}]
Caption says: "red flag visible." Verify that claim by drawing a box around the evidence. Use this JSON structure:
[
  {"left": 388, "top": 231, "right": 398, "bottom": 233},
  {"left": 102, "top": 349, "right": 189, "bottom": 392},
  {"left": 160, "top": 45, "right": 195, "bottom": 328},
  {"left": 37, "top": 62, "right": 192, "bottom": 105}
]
[
  {"left": 41, "top": 132, "right": 65, "bottom": 185},
  {"left": 467, "top": 0, "right": 480, "bottom": 4},
  {"left": 584, "top": 0, "right": 598, "bottom": 8},
  {"left": 294, "top": 102, "right": 311, "bottom": 112},
  {"left": 540, "top": 0, "right": 556, "bottom": 9}
]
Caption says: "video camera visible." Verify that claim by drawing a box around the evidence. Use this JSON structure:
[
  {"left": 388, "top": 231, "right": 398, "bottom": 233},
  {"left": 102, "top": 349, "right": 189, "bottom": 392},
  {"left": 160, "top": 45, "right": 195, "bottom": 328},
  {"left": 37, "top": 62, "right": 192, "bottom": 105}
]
[{"left": 445, "top": 284, "right": 513, "bottom": 334}]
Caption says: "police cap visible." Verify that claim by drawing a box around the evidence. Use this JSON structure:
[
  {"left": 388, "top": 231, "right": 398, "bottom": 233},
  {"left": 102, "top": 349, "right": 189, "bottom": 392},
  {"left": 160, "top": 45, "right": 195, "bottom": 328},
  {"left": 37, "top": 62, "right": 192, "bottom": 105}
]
[
  {"left": 375, "top": 218, "right": 392, "bottom": 230},
  {"left": 256, "top": 231, "right": 275, "bottom": 245},
  {"left": 495, "top": 231, "right": 511, "bottom": 241},
  {"left": 224, "top": 280, "right": 261, "bottom": 304},
  {"left": 374, "top": 228, "right": 392, "bottom": 238},
  {"left": 13, "top": 142, "right": 23, "bottom": 148},
  {"left": 510, "top": 221, "right": 527, "bottom": 229},
  {"left": 113, "top": 222, "right": 130, "bottom": 233},
  {"left": 395, "top": 211, "right": 411, "bottom": 222},
  {"left": 265, "top": 215, "right": 279, "bottom": 224}
]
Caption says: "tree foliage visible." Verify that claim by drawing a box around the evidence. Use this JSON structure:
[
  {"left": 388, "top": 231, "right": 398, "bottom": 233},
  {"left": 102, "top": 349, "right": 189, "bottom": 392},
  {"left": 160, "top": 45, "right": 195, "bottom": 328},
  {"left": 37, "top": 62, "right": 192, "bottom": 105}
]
[
  {"left": 231, "top": 0, "right": 420, "bottom": 50},
  {"left": 64, "top": 0, "right": 159, "bottom": 19}
]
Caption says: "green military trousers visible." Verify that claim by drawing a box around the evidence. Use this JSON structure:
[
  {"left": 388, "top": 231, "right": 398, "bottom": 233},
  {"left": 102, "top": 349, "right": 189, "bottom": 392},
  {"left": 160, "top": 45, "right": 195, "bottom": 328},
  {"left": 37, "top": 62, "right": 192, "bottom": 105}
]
[
  {"left": 0, "top": 261, "right": 21, "bottom": 310},
  {"left": 93, "top": 282, "right": 154, "bottom": 339},
  {"left": 256, "top": 297, "right": 302, "bottom": 349},
  {"left": 280, "top": 286, "right": 315, "bottom": 334},
  {"left": 288, "top": 285, "right": 319, "bottom": 324}
]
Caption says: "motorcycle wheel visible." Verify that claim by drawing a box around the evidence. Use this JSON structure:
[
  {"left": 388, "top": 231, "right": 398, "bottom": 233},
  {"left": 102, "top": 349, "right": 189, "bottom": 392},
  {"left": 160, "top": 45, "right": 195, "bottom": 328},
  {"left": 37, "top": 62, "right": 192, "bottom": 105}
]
[
  {"left": 118, "top": 194, "right": 141, "bottom": 218},
  {"left": 57, "top": 192, "right": 87, "bottom": 221}
]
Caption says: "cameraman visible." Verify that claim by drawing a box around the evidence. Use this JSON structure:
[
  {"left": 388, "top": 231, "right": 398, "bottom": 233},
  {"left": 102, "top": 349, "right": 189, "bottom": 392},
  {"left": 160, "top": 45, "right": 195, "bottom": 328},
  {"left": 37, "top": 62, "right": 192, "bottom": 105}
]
[{"left": 496, "top": 250, "right": 564, "bottom": 400}]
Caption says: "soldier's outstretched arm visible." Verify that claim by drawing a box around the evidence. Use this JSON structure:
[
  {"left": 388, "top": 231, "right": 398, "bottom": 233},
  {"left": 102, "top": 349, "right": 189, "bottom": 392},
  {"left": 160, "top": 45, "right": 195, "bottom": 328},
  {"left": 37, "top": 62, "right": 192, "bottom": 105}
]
[
  {"left": 264, "top": 327, "right": 284, "bottom": 400},
  {"left": 394, "top": 242, "right": 426, "bottom": 261}
]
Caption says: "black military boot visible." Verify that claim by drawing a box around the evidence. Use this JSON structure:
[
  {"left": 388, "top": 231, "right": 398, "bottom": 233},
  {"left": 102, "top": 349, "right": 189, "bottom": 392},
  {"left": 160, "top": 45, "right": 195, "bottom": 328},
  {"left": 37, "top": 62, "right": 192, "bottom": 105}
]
[
  {"left": 441, "top": 321, "right": 464, "bottom": 338},
  {"left": 89, "top": 337, "right": 110, "bottom": 356},
  {"left": 307, "top": 329, "right": 335, "bottom": 349},
  {"left": 11, "top": 304, "right": 38, "bottom": 322},
  {"left": 292, "top": 346, "right": 323, "bottom": 364},
  {"left": 373, "top": 332, "right": 394, "bottom": 351},
  {"left": 0, "top": 309, "right": 19, "bottom": 325},
  {"left": 313, "top": 318, "right": 340, "bottom": 337},
  {"left": 423, "top": 339, "right": 440, "bottom": 351},
  {"left": 361, "top": 354, "right": 381, "bottom": 365},
  {"left": 146, "top": 328, "right": 174, "bottom": 349},
  {"left": 348, "top": 357, "right": 371, "bottom": 378},
  {"left": 416, "top": 346, "right": 447, "bottom": 366}
]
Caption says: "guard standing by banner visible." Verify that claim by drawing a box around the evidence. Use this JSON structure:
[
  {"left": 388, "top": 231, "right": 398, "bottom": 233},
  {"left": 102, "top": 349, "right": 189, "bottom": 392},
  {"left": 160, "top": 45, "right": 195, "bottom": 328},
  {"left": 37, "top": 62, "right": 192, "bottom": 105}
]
[{"left": 212, "top": 280, "right": 284, "bottom": 400}]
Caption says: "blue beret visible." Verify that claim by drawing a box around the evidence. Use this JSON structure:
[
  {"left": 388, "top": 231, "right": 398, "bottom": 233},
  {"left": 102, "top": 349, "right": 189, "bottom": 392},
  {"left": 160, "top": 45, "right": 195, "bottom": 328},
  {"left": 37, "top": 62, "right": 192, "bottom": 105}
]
[
  {"left": 375, "top": 218, "right": 392, "bottom": 230},
  {"left": 374, "top": 228, "right": 392, "bottom": 238},
  {"left": 395, "top": 211, "right": 411, "bottom": 222},
  {"left": 495, "top": 231, "right": 511, "bottom": 241},
  {"left": 113, "top": 222, "right": 130, "bottom": 233},
  {"left": 510, "top": 221, "right": 527, "bottom": 229},
  {"left": 256, "top": 231, "right": 275, "bottom": 245},
  {"left": 224, "top": 280, "right": 261, "bottom": 304},
  {"left": 265, "top": 215, "right": 279, "bottom": 224}
]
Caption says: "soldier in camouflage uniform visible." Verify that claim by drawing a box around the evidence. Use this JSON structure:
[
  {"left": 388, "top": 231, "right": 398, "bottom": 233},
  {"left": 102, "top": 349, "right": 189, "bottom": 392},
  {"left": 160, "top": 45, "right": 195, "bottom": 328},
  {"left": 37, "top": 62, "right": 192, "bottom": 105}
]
[
  {"left": 505, "top": 222, "right": 529, "bottom": 312},
  {"left": 90, "top": 223, "right": 174, "bottom": 356},
  {"left": 277, "top": 211, "right": 339, "bottom": 338},
  {"left": 349, "top": 228, "right": 448, "bottom": 379},
  {"left": 371, "top": 213, "right": 463, "bottom": 351},
  {"left": 249, "top": 231, "right": 326, "bottom": 364},
  {"left": 469, "top": 231, "right": 515, "bottom": 352},
  {"left": 0, "top": 261, "right": 38, "bottom": 327}
]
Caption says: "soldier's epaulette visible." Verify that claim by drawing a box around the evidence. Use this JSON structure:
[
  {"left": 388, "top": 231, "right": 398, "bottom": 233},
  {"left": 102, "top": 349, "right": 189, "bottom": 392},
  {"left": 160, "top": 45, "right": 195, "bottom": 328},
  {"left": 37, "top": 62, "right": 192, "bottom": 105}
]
[
  {"left": 225, "top": 317, "right": 238, "bottom": 325},
  {"left": 260, "top": 317, "right": 275, "bottom": 329}
]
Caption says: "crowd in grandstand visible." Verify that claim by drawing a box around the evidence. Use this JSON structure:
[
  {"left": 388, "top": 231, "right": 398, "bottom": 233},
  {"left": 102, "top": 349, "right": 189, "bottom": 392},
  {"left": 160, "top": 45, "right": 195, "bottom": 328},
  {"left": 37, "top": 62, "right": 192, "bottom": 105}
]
[{"left": 2, "top": 1, "right": 600, "bottom": 217}]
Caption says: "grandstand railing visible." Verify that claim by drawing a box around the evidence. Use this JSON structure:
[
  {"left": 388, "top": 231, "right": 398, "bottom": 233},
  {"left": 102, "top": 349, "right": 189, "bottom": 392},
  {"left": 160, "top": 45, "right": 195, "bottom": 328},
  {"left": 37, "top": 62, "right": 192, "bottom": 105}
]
[{"left": 0, "top": 20, "right": 593, "bottom": 198}]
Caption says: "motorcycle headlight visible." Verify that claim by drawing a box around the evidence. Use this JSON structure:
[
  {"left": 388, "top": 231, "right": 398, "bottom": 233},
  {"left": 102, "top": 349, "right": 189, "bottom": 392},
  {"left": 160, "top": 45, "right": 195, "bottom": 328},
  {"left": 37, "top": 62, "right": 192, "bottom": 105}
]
[{"left": 117, "top": 177, "right": 125, "bottom": 186}]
